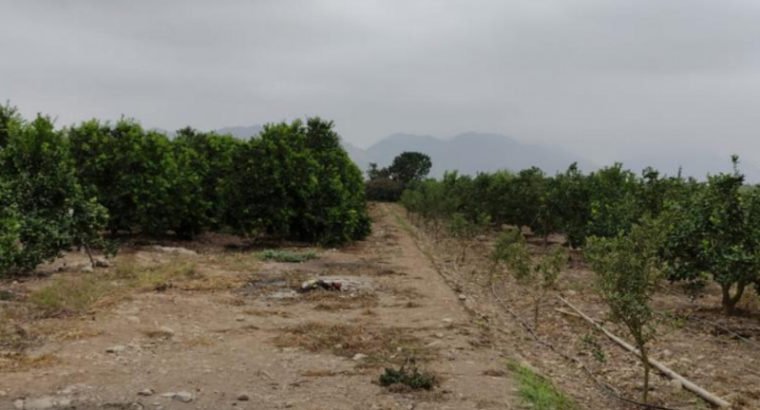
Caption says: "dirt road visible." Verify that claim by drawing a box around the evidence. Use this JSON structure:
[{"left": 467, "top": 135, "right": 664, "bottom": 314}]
[{"left": 1, "top": 203, "right": 516, "bottom": 409}]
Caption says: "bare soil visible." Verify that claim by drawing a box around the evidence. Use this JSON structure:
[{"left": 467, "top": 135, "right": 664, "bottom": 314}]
[
  {"left": 0, "top": 203, "right": 517, "bottom": 410},
  {"left": 402, "top": 205, "right": 760, "bottom": 410},
  {"left": 5, "top": 203, "right": 755, "bottom": 410}
]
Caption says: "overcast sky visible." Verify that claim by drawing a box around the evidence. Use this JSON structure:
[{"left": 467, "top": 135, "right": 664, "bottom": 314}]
[{"left": 2, "top": 0, "right": 760, "bottom": 172}]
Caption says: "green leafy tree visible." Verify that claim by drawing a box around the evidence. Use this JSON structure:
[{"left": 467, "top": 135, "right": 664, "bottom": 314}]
[
  {"left": 387, "top": 151, "right": 432, "bottom": 184},
  {"left": 226, "top": 118, "right": 369, "bottom": 244},
  {"left": 0, "top": 109, "right": 107, "bottom": 276},
  {"left": 549, "top": 163, "right": 591, "bottom": 248},
  {"left": 658, "top": 157, "right": 760, "bottom": 314},
  {"left": 585, "top": 221, "right": 662, "bottom": 403},
  {"left": 491, "top": 227, "right": 567, "bottom": 329}
]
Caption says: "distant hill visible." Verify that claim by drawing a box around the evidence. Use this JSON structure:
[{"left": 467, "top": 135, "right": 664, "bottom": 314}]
[
  {"left": 349, "top": 132, "right": 594, "bottom": 178},
  {"left": 203, "top": 126, "right": 760, "bottom": 181}
]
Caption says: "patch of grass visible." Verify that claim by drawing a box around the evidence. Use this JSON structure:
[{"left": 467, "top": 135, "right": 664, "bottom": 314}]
[
  {"left": 29, "top": 275, "right": 114, "bottom": 316},
  {"left": 28, "top": 257, "right": 200, "bottom": 317},
  {"left": 508, "top": 361, "right": 577, "bottom": 410},
  {"left": 379, "top": 360, "right": 438, "bottom": 391},
  {"left": 113, "top": 258, "right": 199, "bottom": 290},
  {"left": 273, "top": 323, "right": 435, "bottom": 368},
  {"left": 259, "top": 249, "right": 317, "bottom": 263}
]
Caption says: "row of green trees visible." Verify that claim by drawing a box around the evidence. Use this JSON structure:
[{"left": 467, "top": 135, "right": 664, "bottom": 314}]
[
  {"left": 0, "top": 104, "right": 370, "bottom": 277},
  {"left": 401, "top": 158, "right": 760, "bottom": 315}
]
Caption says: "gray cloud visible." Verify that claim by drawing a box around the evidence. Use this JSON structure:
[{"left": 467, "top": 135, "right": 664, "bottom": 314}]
[{"left": 2, "top": 0, "right": 760, "bottom": 172}]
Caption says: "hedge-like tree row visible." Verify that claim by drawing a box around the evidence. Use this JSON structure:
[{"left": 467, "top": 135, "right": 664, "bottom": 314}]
[
  {"left": 0, "top": 104, "right": 370, "bottom": 277},
  {"left": 401, "top": 159, "right": 760, "bottom": 315}
]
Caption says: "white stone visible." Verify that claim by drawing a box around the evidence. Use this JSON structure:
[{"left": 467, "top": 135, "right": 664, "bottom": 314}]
[{"left": 106, "top": 345, "right": 126, "bottom": 354}]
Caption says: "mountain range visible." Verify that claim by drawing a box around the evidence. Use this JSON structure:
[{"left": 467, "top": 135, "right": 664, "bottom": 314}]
[
  {"left": 344, "top": 132, "right": 593, "bottom": 178},
  {"left": 207, "top": 125, "right": 760, "bottom": 181}
]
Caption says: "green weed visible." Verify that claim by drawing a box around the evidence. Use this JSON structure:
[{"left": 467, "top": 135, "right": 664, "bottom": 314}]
[{"left": 508, "top": 361, "right": 577, "bottom": 410}]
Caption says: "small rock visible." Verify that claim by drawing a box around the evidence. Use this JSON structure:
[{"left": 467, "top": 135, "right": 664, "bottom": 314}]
[
  {"left": 137, "top": 388, "right": 155, "bottom": 396},
  {"left": 352, "top": 353, "right": 368, "bottom": 361},
  {"left": 435, "top": 333, "right": 444, "bottom": 338},
  {"left": 235, "top": 316, "right": 245, "bottom": 322},
  {"left": 14, "top": 399, "right": 24, "bottom": 410},
  {"left": 237, "top": 394, "right": 250, "bottom": 401},
  {"left": 158, "top": 326, "right": 175, "bottom": 337},
  {"left": 0, "top": 389, "right": 6, "bottom": 397},
  {"left": 442, "top": 318, "right": 453, "bottom": 324},
  {"left": 81, "top": 265, "right": 94, "bottom": 273},
  {"left": 93, "top": 258, "right": 111, "bottom": 268},
  {"left": 106, "top": 345, "right": 126, "bottom": 354},
  {"left": 169, "top": 391, "right": 193, "bottom": 403},
  {"left": 458, "top": 294, "right": 466, "bottom": 301}
]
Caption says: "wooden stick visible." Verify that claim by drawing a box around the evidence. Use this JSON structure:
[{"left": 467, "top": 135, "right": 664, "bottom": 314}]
[{"left": 558, "top": 295, "right": 731, "bottom": 408}]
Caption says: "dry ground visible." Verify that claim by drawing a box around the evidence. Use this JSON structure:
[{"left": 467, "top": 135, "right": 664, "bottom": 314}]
[
  {"left": 0, "top": 204, "right": 517, "bottom": 410},
  {"left": 402, "top": 205, "right": 760, "bottom": 410}
]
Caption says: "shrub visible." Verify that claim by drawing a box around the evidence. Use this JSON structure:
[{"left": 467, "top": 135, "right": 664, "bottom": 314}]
[
  {"left": 657, "top": 157, "right": 760, "bottom": 314},
  {"left": 491, "top": 227, "right": 567, "bottom": 330},
  {"left": 365, "top": 178, "right": 405, "bottom": 202},
  {"left": 585, "top": 221, "right": 662, "bottom": 403},
  {"left": 379, "top": 361, "right": 437, "bottom": 390},
  {"left": 0, "top": 107, "right": 107, "bottom": 276}
]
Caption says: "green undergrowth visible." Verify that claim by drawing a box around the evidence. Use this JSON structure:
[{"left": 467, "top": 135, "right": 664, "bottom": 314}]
[{"left": 508, "top": 361, "right": 577, "bottom": 410}]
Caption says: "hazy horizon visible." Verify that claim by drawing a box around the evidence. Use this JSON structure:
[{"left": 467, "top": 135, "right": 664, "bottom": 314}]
[{"left": 3, "top": 0, "right": 760, "bottom": 174}]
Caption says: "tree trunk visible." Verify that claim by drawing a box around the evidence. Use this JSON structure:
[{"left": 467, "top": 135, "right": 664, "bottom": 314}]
[
  {"left": 721, "top": 282, "right": 746, "bottom": 315},
  {"left": 84, "top": 243, "right": 95, "bottom": 268},
  {"left": 640, "top": 343, "right": 650, "bottom": 403}
]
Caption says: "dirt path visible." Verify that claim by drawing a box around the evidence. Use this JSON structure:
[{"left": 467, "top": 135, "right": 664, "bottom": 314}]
[{"left": 1, "top": 203, "right": 516, "bottom": 409}]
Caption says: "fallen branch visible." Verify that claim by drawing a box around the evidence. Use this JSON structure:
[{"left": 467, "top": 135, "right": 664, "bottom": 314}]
[
  {"left": 554, "top": 307, "right": 581, "bottom": 318},
  {"left": 558, "top": 295, "right": 731, "bottom": 408}
]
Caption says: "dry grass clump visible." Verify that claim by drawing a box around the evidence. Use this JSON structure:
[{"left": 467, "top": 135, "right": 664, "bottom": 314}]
[
  {"left": 305, "top": 291, "right": 378, "bottom": 311},
  {"left": 0, "top": 352, "right": 59, "bottom": 372},
  {"left": 27, "top": 257, "right": 201, "bottom": 317},
  {"left": 273, "top": 323, "right": 435, "bottom": 368}
]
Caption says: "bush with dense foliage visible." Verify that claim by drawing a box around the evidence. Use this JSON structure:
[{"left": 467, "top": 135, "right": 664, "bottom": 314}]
[
  {"left": 657, "top": 157, "right": 760, "bottom": 314},
  {"left": 226, "top": 118, "right": 369, "bottom": 244},
  {"left": 0, "top": 105, "right": 108, "bottom": 276},
  {"left": 0, "top": 104, "right": 370, "bottom": 276},
  {"left": 365, "top": 151, "right": 432, "bottom": 202}
]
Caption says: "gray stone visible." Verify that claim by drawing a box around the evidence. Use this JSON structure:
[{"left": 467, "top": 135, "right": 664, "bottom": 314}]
[
  {"left": 81, "top": 265, "right": 94, "bottom": 273},
  {"left": 162, "top": 391, "right": 193, "bottom": 403},
  {"left": 137, "top": 388, "right": 155, "bottom": 396},
  {"left": 352, "top": 353, "right": 368, "bottom": 361},
  {"left": 106, "top": 345, "right": 126, "bottom": 354}
]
